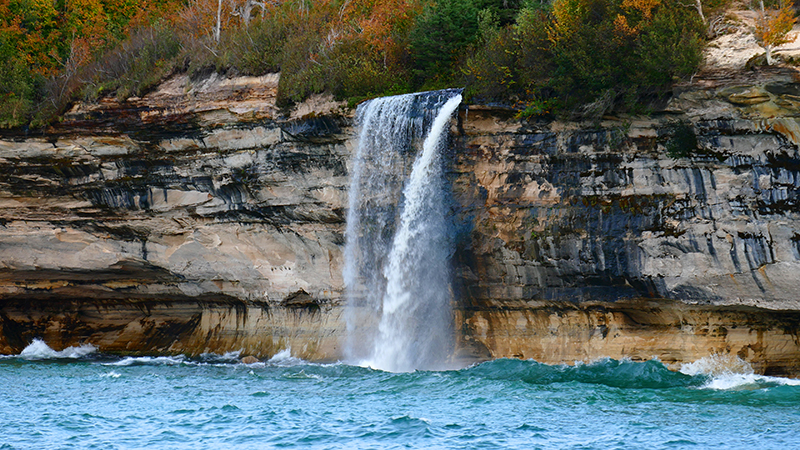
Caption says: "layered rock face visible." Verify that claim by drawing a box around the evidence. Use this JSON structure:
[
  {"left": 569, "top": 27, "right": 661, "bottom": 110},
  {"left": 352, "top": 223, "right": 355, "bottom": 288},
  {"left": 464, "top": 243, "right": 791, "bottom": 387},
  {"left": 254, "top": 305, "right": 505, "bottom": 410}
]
[
  {"left": 0, "top": 74, "right": 347, "bottom": 359},
  {"left": 453, "top": 70, "right": 800, "bottom": 375},
  {"left": 1, "top": 70, "right": 799, "bottom": 373}
]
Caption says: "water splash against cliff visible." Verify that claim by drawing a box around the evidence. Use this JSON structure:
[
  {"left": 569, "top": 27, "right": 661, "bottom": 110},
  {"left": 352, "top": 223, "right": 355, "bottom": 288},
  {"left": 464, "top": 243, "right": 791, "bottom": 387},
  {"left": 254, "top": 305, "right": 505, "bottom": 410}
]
[{"left": 344, "top": 90, "right": 461, "bottom": 372}]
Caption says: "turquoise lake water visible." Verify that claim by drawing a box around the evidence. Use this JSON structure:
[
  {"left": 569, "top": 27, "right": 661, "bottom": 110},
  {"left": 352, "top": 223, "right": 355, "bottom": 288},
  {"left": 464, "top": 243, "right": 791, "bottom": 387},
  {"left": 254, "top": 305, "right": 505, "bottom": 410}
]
[{"left": 2, "top": 341, "right": 800, "bottom": 449}]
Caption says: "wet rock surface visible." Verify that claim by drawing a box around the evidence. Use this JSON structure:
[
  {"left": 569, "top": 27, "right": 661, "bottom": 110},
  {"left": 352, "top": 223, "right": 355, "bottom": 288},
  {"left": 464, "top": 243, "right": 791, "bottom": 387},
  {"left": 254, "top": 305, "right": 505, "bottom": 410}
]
[{"left": 1, "top": 71, "right": 800, "bottom": 373}]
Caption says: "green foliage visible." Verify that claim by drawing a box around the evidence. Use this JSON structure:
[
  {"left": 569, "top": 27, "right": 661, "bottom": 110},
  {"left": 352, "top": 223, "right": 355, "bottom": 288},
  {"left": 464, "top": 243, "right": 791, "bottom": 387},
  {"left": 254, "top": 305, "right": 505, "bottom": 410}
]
[
  {"left": 325, "top": 38, "right": 412, "bottom": 101},
  {"left": 409, "top": 0, "right": 480, "bottom": 87},
  {"left": 0, "top": 0, "right": 709, "bottom": 128},
  {"left": 463, "top": 10, "right": 518, "bottom": 101},
  {"left": 547, "top": 0, "right": 629, "bottom": 111},
  {"left": 81, "top": 24, "right": 182, "bottom": 102},
  {"left": 665, "top": 121, "right": 699, "bottom": 159},
  {"left": 274, "top": 22, "right": 331, "bottom": 106},
  {"left": 636, "top": 6, "right": 704, "bottom": 88},
  {"left": 0, "top": 0, "right": 187, "bottom": 128},
  {"left": 516, "top": 96, "right": 558, "bottom": 118},
  {"left": 0, "top": 57, "right": 41, "bottom": 128},
  {"left": 273, "top": 0, "right": 418, "bottom": 107},
  {"left": 463, "top": 0, "right": 705, "bottom": 117},
  {"left": 472, "top": 0, "right": 524, "bottom": 25},
  {"left": 221, "top": 16, "right": 290, "bottom": 75}
]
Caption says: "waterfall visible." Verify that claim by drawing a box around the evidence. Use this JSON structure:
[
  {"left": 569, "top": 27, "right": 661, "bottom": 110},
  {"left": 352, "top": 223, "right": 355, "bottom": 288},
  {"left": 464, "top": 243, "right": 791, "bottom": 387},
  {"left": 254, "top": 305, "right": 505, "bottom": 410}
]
[{"left": 344, "top": 90, "right": 462, "bottom": 372}]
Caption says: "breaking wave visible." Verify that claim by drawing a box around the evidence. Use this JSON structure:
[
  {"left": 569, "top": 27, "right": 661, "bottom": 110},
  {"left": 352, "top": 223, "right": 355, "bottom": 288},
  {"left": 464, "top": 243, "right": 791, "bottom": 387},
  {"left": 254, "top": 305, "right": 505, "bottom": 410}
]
[
  {"left": 18, "top": 338, "right": 97, "bottom": 360},
  {"left": 7, "top": 340, "right": 799, "bottom": 393},
  {"left": 680, "top": 354, "right": 800, "bottom": 390},
  {"left": 459, "top": 356, "right": 800, "bottom": 391}
]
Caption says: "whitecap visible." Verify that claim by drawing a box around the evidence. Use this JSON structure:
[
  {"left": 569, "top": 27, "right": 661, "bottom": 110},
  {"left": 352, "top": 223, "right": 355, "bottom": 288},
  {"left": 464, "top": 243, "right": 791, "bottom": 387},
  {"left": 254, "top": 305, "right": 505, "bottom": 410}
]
[
  {"left": 199, "top": 350, "right": 241, "bottom": 363},
  {"left": 104, "top": 355, "right": 189, "bottom": 367},
  {"left": 18, "top": 338, "right": 96, "bottom": 360},
  {"left": 282, "top": 369, "right": 322, "bottom": 381},
  {"left": 267, "top": 348, "right": 304, "bottom": 366},
  {"left": 679, "top": 354, "right": 753, "bottom": 378},
  {"left": 681, "top": 354, "right": 800, "bottom": 390}
]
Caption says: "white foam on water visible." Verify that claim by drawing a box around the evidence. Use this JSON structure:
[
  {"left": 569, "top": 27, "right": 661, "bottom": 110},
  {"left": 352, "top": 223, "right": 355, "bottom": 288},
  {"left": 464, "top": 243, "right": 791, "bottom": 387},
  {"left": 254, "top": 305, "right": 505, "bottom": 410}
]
[
  {"left": 282, "top": 369, "right": 322, "bottom": 381},
  {"left": 101, "top": 371, "right": 122, "bottom": 379},
  {"left": 680, "top": 354, "right": 800, "bottom": 390},
  {"left": 105, "top": 355, "right": 188, "bottom": 367},
  {"left": 221, "top": 350, "right": 242, "bottom": 360},
  {"left": 18, "top": 338, "right": 96, "bottom": 360},
  {"left": 267, "top": 348, "right": 304, "bottom": 366},
  {"left": 199, "top": 350, "right": 242, "bottom": 364}
]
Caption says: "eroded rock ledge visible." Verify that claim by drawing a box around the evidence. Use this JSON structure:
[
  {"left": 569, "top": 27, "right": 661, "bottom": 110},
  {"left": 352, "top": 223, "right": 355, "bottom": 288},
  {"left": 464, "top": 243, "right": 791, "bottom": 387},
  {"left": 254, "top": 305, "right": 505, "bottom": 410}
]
[{"left": 1, "top": 70, "right": 800, "bottom": 374}]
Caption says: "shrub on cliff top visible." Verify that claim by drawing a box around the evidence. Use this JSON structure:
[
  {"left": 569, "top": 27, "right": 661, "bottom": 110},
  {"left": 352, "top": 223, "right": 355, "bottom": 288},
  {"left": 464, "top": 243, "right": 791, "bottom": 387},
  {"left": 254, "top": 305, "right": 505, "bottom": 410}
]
[
  {"left": 463, "top": 0, "right": 704, "bottom": 116},
  {"left": 1, "top": 0, "right": 708, "bottom": 128}
]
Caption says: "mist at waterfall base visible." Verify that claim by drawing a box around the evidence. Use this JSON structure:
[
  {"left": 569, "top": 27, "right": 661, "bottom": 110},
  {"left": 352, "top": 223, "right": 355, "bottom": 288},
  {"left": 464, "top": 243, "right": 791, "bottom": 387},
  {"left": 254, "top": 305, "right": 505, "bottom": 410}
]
[{"left": 3, "top": 341, "right": 800, "bottom": 449}]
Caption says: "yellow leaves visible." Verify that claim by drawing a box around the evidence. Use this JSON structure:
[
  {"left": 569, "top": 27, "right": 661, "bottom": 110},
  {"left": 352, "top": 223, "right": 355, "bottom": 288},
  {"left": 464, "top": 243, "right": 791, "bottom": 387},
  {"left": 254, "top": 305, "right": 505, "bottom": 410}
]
[
  {"left": 550, "top": 0, "right": 585, "bottom": 41},
  {"left": 754, "top": 0, "right": 796, "bottom": 48},
  {"left": 613, "top": 15, "right": 635, "bottom": 36},
  {"left": 550, "top": 0, "right": 658, "bottom": 48},
  {"left": 65, "top": 0, "right": 110, "bottom": 49},
  {"left": 615, "top": 0, "right": 659, "bottom": 39},
  {"left": 621, "top": 0, "right": 659, "bottom": 20},
  {"left": 549, "top": 0, "right": 660, "bottom": 45}
]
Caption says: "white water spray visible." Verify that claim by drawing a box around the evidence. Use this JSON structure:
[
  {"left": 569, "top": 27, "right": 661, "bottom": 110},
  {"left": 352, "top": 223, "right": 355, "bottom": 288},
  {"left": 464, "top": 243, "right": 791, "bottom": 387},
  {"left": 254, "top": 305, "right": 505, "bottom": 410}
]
[
  {"left": 344, "top": 90, "right": 462, "bottom": 372},
  {"left": 18, "top": 338, "right": 97, "bottom": 360}
]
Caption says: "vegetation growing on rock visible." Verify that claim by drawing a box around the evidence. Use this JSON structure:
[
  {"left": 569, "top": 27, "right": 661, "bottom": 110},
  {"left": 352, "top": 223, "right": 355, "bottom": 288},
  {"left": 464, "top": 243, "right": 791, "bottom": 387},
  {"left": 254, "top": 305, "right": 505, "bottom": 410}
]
[{"left": 0, "top": 0, "right": 734, "bottom": 128}]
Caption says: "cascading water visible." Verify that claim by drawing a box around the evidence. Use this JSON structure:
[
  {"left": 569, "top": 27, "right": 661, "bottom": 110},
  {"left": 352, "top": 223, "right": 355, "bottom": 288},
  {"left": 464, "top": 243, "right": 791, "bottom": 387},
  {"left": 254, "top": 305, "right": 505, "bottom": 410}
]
[{"left": 343, "top": 90, "right": 462, "bottom": 372}]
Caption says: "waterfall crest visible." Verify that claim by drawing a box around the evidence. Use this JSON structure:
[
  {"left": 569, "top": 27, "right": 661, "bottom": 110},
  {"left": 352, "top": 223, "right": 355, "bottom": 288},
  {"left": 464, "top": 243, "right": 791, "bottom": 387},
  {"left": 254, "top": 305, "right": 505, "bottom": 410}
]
[{"left": 344, "top": 90, "right": 462, "bottom": 372}]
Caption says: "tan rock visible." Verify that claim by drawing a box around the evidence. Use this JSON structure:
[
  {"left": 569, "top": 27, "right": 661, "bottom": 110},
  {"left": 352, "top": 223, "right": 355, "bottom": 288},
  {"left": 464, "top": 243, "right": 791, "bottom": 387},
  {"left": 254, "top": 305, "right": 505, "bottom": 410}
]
[{"left": 2, "top": 70, "right": 800, "bottom": 376}]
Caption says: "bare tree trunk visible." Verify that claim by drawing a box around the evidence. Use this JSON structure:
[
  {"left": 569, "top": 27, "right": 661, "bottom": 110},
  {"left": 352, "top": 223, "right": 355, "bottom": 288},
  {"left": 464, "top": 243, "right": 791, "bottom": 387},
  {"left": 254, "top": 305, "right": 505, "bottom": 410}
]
[
  {"left": 214, "top": 0, "right": 223, "bottom": 43},
  {"left": 695, "top": 0, "right": 706, "bottom": 24},
  {"left": 760, "top": 0, "right": 774, "bottom": 65},
  {"left": 239, "top": 0, "right": 266, "bottom": 26},
  {"left": 242, "top": 0, "right": 254, "bottom": 25}
]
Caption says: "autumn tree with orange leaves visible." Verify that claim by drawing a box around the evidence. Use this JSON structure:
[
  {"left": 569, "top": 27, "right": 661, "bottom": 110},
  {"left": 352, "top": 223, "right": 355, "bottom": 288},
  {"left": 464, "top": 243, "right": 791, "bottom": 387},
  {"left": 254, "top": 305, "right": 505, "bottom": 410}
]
[
  {"left": 753, "top": 0, "right": 796, "bottom": 64},
  {"left": 0, "top": 0, "right": 185, "bottom": 126}
]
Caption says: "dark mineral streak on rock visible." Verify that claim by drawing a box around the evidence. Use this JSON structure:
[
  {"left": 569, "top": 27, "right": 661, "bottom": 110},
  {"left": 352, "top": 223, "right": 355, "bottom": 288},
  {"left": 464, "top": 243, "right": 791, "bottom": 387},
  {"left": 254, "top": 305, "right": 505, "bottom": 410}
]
[{"left": 1, "top": 71, "right": 800, "bottom": 373}]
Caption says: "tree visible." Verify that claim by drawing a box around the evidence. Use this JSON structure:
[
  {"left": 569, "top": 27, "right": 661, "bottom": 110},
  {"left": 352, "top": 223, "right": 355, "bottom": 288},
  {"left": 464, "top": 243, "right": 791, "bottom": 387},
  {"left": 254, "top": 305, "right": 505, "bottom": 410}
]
[
  {"left": 232, "top": 0, "right": 267, "bottom": 25},
  {"left": 409, "top": 0, "right": 480, "bottom": 85},
  {"left": 753, "top": 0, "right": 796, "bottom": 65}
]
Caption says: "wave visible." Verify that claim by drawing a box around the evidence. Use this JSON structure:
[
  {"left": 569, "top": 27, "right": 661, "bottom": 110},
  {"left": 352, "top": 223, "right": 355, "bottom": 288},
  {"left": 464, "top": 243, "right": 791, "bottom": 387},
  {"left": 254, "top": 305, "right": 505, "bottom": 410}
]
[
  {"left": 8, "top": 340, "right": 799, "bottom": 393},
  {"left": 460, "top": 356, "right": 800, "bottom": 391},
  {"left": 198, "top": 351, "right": 243, "bottom": 364},
  {"left": 101, "top": 348, "right": 309, "bottom": 368},
  {"left": 17, "top": 338, "right": 97, "bottom": 360},
  {"left": 267, "top": 348, "right": 305, "bottom": 366},
  {"left": 461, "top": 357, "right": 702, "bottom": 389},
  {"left": 680, "top": 354, "right": 800, "bottom": 390},
  {"left": 104, "top": 355, "right": 190, "bottom": 367}
]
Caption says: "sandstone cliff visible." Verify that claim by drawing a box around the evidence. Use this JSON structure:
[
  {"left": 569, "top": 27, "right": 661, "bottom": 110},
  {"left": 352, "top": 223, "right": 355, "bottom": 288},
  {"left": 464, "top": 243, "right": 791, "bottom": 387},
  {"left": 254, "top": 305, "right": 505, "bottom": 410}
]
[
  {"left": 0, "top": 74, "right": 348, "bottom": 359},
  {"left": 1, "top": 69, "right": 800, "bottom": 374},
  {"left": 453, "top": 68, "right": 800, "bottom": 374}
]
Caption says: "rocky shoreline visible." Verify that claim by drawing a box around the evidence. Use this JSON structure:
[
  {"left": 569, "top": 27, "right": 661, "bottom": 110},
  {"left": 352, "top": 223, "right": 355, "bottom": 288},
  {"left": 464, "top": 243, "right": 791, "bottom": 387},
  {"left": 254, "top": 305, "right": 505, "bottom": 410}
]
[{"left": 2, "top": 68, "right": 800, "bottom": 374}]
